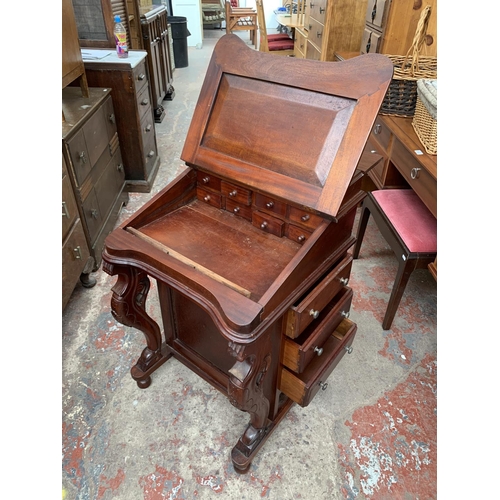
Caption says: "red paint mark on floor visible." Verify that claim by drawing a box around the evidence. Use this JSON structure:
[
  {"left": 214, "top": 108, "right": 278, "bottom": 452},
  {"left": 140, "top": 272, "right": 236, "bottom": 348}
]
[
  {"left": 247, "top": 466, "right": 283, "bottom": 497},
  {"left": 97, "top": 468, "right": 126, "bottom": 499},
  {"left": 339, "top": 354, "right": 437, "bottom": 499},
  {"left": 139, "top": 465, "right": 184, "bottom": 499}
]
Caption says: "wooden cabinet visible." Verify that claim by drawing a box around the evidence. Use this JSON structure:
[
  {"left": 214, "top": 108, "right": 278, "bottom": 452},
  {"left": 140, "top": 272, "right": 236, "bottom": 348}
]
[
  {"left": 62, "top": 87, "right": 129, "bottom": 273},
  {"left": 83, "top": 50, "right": 161, "bottom": 193},
  {"left": 101, "top": 36, "right": 393, "bottom": 473},
  {"left": 360, "top": 0, "right": 437, "bottom": 56},
  {"left": 62, "top": 154, "right": 95, "bottom": 310},
  {"left": 300, "top": 0, "right": 368, "bottom": 61}
]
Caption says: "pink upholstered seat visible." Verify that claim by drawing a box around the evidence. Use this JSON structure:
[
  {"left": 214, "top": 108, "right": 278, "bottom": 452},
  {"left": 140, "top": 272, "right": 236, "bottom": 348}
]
[
  {"left": 372, "top": 189, "right": 437, "bottom": 253},
  {"left": 268, "top": 33, "right": 293, "bottom": 41},
  {"left": 268, "top": 38, "right": 294, "bottom": 51}
]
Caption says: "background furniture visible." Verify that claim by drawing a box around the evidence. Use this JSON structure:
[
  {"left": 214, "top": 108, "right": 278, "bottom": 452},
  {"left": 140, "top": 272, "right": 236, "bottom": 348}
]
[
  {"left": 202, "top": 0, "right": 225, "bottom": 28},
  {"left": 353, "top": 189, "right": 437, "bottom": 330},
  {"left": 360, "top": 0, "right": 437, "bottom": 56},
  {"left": 83, "top": 49, "right": 161, "bottom": 192},
  {"left": 102, "top": 35, "right": 392, "bottom": 473},
  {"left": 225, "top": 0, "right": 257, "bottom": 47},
  {"left": 62, "top": 87, "right": 129, "bottom": 276},
  {"left": 257, "top": 0, "right": 294, "bottom": 54}
]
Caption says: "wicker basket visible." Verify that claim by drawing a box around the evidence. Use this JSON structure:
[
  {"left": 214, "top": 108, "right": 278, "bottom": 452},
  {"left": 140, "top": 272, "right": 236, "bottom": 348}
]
[
  {"left": 412, "top": 79, "right": 437, "bottom": 155},
  {"left": 380, "top": 6, "right": 437, "bottom": 118}
]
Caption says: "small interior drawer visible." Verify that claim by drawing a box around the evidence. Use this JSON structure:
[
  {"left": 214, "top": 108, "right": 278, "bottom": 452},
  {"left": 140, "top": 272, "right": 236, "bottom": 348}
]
[
  {"left": 197, "top": 171, "right": 221, "bottom": 191},
  {"left": 225, "top": 198, "right": 252, "bottom": 221},
  {"left": 221, "top": 181, "right": 252, "bottom": 206},
  {"left": 197, "top": 186, "right": 222, "bottom": 208},
  {"left": 252, "top": 211, "right": 284, "bottom": 237},
  {"left": 285, "top": 224, "right": 312, "bottom": 244},
  {"left": 282, "top": 287, "right": 353, "bottom": 373},
  {"left": 285, "top": 253, "right": 353, "bottom": 338},
  {"left": 279, "top": 318, "right": 357, "bottom": 407},
  {"left": 289, "top": 206, "right": 322, "bottom": 230},
  {"left": 254, "top": 193, "right": 287, "bottom": 217}
]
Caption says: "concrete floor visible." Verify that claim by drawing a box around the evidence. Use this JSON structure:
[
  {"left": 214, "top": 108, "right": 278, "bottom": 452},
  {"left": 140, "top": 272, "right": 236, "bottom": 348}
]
[{"left": 62, "top": 30, "right": 437, "bottom": 499}]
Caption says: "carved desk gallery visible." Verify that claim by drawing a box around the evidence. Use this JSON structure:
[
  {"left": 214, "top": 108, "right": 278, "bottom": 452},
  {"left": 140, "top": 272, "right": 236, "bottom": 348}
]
[{"left": 102, "top": 34, "right": 392, "bottom": 473}]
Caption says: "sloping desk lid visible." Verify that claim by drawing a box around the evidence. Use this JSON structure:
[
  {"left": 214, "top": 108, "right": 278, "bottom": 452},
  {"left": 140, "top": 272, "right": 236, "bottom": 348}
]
[{"left": 181, "top": 35, "right": 393, "bottom": 218}]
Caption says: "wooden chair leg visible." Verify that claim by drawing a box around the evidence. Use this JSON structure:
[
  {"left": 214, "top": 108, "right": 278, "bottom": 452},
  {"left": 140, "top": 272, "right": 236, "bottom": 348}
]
[
  {"left": 382, "top": 258, "right": 418, "bottom": 330},
  {"left": 352, "top": 203, "right": 371, "bottom": 259}
]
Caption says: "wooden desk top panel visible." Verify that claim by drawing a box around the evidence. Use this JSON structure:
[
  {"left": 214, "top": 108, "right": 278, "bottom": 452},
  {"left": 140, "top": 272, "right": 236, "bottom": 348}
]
[{"left": 181, "top": 35, "right": 393, "bottom": 218}]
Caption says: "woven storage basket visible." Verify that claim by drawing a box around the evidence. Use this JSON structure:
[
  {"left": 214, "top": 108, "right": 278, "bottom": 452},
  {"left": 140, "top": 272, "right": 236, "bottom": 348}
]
[
  {"left": 380, "top": 6, "right": 437, "bottom": 118},
  {"left": 412, "top": 79, "right": 437, "bottom": 155}
]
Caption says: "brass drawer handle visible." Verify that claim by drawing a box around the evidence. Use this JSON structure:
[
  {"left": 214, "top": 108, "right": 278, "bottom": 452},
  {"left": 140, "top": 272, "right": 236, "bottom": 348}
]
[
  {"left": 62, "top": 202, "right": 70, "bottom": 218},
  {"left": 319, "top": 7, "right": 325, "bottom": 13},
  {"left": 309, "top": 309, "right": 319, "bottom": 319},
  {"left": 73, "top": 246, "right": 82, "bottom": 260},
  {"left": 345, "top": 345, "right": 353, "bottom": 354},
  {"left": 78, "top": 151, "right": 87, "bottom": 164},
  {"left": 229, "top": 190, "right": 237, "bottom": 197},
  {"left": 145, "top": 124, "right": 152, "bottom": 132},
  {"left": 266, "top": 201, "right": 274, "bottom": 208},
  {"left": 204, "top": 195, "right": 211, "bottom": 202},
  {"left": 301, "top": 214, "right": 310, "bottom": 222},
  {"left": 340, "top": 277, "right": 349, "bottom": 285},
  {"left": 314, "top": 346, "right": 323, "bottom": 356},
  {"left": 138, "top": 73, "right": 146, "bottom": 81},
  {"left": 374, "top": 123, "right": 382, "bottom": 134},
  {"left": 141, "top": 98, "right": 149, "bottom": 106},
  {"left": 341, "top": 310, "right": 350, "bottom": 319},
  {"left": 233, "top": 207, "right": 240, "bottom": 214},
  {"left": 318, "top": 381, "right": 328, "bottom": 391},
  {"left": 202, "top": 176, "right": 210, "bottom": 184},
  {"left": 260, "top": 221, "right": 268, "bottom": 229},
  {"left": 147, "top": 150, "right": 155, "bottom": 158},
  {"left": 411, "top": 167, "right": 421, "bottom": 179},
  {"left": 297, "top": 235, "right": 306, "bottom": 243}
]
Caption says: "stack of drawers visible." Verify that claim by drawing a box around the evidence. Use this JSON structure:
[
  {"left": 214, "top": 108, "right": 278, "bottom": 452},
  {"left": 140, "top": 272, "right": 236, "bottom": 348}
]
[
  {"left": 84, "top": 50, "right": 160, "bottom": 193},
  {"left": 62, "top": 87, "right": 129, "bottom": 276}
]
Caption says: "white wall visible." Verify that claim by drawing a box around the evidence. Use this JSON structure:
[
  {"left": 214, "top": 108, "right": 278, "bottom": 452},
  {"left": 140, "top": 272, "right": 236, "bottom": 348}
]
[{"left": 171, "top": 0, "right": 203, "bottom": 48}]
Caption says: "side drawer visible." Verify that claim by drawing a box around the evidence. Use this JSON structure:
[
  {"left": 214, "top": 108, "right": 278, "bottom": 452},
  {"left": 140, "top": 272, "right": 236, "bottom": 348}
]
[
  {"left": 66, "top": 128, "right": 92, "bottom": 186},
  {"left": 370, "top": 117, "right": 392, "bottom": 152},
  {"left": 283, "top": 287, "right": 353, "bottom": 373},
  {"left": 197, "top": 186, "right": 222, "bottom": 208},
  {"left": 391, "top": 139, "right": 437, "bottom": 217},
  {"left": 197, "top": 171, "right": 221, "bottom": 191},
  {"left": 226, "top": 198, "right": 252, "bottom": 221},
  {"left": 285, "top": 253, "right": 353, "bottom": 338},
  {"left": 307, "top": 16, "right": 325, "bottom": 54},
  {"left": 62, "top": 171, "right": 79, "bottom": 241},
  {"left": 221, "top": 181, "right": 252, "bottom": 206},
  {"left": 286, "top": 224, "right": 312, "bottom": 245},
  {"left": 136, "top": 84, "right": 152, "bottom": 122},
  {"left": 132, "top": 59, "right": 148, "bottom": 94},
  {"left": 252, "top": 211, "right": 284, "bottom": 237},
  {"left": 279, "top": 318, "right": 357, "bottom": 407},
  {"left": 289, "top": 206, "right": 323, "bottom": 231},
  {"left": 254, "top": 193, "right": 287, "bottom": 218}
]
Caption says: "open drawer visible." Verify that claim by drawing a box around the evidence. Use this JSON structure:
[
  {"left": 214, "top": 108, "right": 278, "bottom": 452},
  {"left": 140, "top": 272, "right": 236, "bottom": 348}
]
[
  {"left": 282, "top": 286, "right": 353, "bottom": 374},
  {"left": 279, "top": 318, "right": 357, "bottom": 407}
]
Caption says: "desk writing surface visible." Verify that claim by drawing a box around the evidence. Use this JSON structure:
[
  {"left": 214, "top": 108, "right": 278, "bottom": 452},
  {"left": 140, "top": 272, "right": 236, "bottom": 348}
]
[{"left": 275, "top": 13, "right": 303, "bottom": 29}]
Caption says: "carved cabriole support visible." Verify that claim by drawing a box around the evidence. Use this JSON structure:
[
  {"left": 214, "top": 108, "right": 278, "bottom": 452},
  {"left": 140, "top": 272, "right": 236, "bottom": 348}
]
[
  {"left": 227, "top": 340, "right": 272, "bottom": 473},
  {"left": 102, "top": 261, "right": 171, "bottom": 389}
]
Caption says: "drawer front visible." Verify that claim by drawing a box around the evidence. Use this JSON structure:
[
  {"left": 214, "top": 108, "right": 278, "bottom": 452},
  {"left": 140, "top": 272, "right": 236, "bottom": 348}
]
[
  {"left": 294, "top": 28, "right": 307, "bottom": 58},
  {"left": 221, "top": 181, "right": 252, "bottom": 206},
  {"left": 370, "top": 118, "right": 392, "bottom": 152},
  {"left": 133, "top": 60, "right": 148, "bottom": 94},
  {"left": 286, "top": 224, "right": 312, "bottom": 245},
  {"left": 225, "top": 199, "right": 253, "bottom": 221},
  {"left": 82, "top": 189, "right": 103, "bottom": 243},
  {"left": 142, "top": 130, "right": 158, "bottom": 178},
  {"left": 136, "top": 84, "right": 152, "bottom": 121},
  {"left": 197, "top": 171, "right": 221, "bottom": 191},
  {"left": 361, "top": 27, "right": 382, "bottom": 54},
  {"left": 289, "top": 206, "right": 323, "bottom": 230},
  {"left": 285, "top": 253, "right": 353, "bottom": 338},
  {"left": 391, "top": 140, "right": 437, "bottom": 217},
  {"left": 62, "top": 219, "right": 90, "bottom": 309},
  {"left": 197, "top": 186, "right": 222, "bottom": 208},
  {"left": 306, "top": 40, "right": 322, "bottom": 60},
  {"left": 309, "top": 0, "right": 327, "bottom": 24},
  {"left": 279, "top": 318, "right": 357, "bottom": 407},
  {"left": 102, "top": 94, "right": 118, "bottom": 140},
  {"left": 67, "top": 129, "right": 92, "bottom": 186},
  {"left": 140, "top": 112, "right": 156, "bottom": 160},
  {"left": 254, "top": 193, "right": 287, "bottom": 217},
  {"left": 364, "top": 137, "right": 387, "bottom": 186},
  {"left": 62, "top": 173, "right": 79, "bottom": 241},
  {"left": 283, "top": 287, "right": 353, "bottom": 373},
  {"left": 307, "top": 17, "right": 325, "bottom": 52},
  {"left": 95, "top": 151, "right": 125, "bottom": 222},
  {"left": 82, "top": 105, "right": 109, "bottom": 166},
  {"left": 252, "top": 211, "right": 284, "bottom": 237},
  {"left": 365, "top": 0, "right": 388, "bottom": 29}
]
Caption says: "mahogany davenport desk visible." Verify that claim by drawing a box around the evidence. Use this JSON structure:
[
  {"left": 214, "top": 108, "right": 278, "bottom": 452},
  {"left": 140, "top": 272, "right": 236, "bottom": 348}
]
[{"left": 102, "top": 35, "right": 393, "bottom": 472}]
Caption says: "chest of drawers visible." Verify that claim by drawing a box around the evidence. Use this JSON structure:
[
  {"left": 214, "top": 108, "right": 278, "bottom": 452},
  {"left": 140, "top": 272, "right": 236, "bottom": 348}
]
[
  {"left": 62, "top": 87, "right": 129, "bottom": 274},
  {"left": 82, "top": 50, "right": 160, "bottom": 193},
  {"left": 101, "top": 35, "right": 392, "bottom": 473}
]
